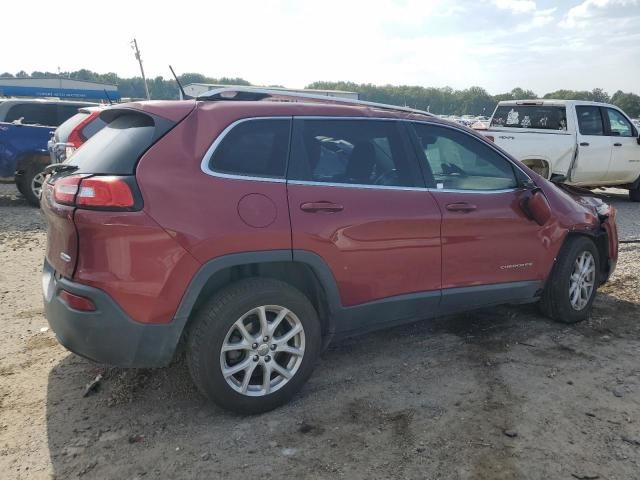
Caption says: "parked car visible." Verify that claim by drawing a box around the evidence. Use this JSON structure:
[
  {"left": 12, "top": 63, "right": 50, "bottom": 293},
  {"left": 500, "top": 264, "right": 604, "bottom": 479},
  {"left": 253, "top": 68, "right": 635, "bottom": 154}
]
[
  {"left": 0, "top": 98, "right": 96, "bottom": 205},
  {"left": 41, "top": 89, "right": 619, "bottom": 414},
  {"left": 482, "top": 100, "right": 640, "bottom": 201},
  {"left": 48, "top": 106, "right": 106, "bottom": 164}
]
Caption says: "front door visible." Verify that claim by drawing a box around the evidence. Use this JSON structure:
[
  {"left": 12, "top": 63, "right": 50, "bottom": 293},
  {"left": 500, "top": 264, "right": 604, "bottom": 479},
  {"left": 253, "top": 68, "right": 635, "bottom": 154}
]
[
  {"left": 603, "top": 107, "right": 640, "bottom": 183},
  {"left": 572, "top": 105, "right": 612, "bottom": 184},
  {"left": 286, "top": 118, "right": 441, "bottom": 331},
  {"left": 409, "top": 122, "right": 545, "bottom": 310}
]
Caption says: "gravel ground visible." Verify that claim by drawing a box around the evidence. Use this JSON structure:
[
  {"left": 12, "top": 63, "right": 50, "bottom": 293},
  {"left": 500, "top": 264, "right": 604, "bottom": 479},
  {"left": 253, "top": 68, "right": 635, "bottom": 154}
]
[{"left": 0, "top": 183, "right": 639, "bottom": 480}]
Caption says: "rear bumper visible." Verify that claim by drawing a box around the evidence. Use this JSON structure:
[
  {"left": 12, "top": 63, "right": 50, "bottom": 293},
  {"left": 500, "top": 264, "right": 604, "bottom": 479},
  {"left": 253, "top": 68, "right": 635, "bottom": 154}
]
[{"left": 42, "top": 260, "right": 183, "bottom": 368}]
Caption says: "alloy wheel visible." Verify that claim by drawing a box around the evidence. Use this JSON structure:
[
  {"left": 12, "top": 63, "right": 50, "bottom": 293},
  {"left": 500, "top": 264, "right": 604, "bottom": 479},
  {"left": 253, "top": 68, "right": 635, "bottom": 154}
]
[
  {"left": 220, "top": 305, "right": 305, "bottom": 397},
  {"left": 569, "top": 251, "right": 595, "bottom": 311}
]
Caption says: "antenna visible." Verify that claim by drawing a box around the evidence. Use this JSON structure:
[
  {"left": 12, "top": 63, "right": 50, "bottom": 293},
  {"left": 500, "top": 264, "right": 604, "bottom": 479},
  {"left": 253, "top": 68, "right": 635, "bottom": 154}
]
[
  {"left": 103, "top": 89, "right": 114, "bottom": 105},
  {"left": 169, "top": 65, "right": 193, "bottom": 100},
  {"left": 130, "top": 38, "right": 151, "bottom": 100}
]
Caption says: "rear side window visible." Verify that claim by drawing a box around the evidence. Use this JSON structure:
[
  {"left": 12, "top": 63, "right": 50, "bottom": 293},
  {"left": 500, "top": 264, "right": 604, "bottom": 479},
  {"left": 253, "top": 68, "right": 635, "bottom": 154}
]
[
  {"left": 208, "top": 119, "right": 291, "bottom": 178},
  {"left": 412, "top": 123, "right": 518, "bottom": 191},
  {"left": 576, "top": 106, "right": 604, "bottom": 136},
  {"left": 67, "top": 113, "right": 157, "bottom": 174},
  {"left": 289, "top": 119, "right": 423, "bottom": 188},
  {"left": 491, "top": 105, "right": 567, "bottom": 131},
  {"left": 5, "top": 103, "right": 58, "bottom": 126}
]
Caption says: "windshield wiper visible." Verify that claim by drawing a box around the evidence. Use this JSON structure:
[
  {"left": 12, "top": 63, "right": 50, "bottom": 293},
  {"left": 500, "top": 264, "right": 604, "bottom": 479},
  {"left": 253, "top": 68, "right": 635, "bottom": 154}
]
[{"left": 44, "top": 163, "right": 79, "bottom": 175}]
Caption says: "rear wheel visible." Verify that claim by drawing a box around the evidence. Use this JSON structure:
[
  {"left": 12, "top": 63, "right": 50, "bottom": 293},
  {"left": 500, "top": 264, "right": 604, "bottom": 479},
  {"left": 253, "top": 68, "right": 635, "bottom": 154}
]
[
  {"left": 187, "top": 278, "right": 321, "bottom": 414},
  {"left": 540, "top": 236, "right": 600, "bottom": 323},
  {"left": 16, "top": 161, "right": 46, "bottom": 207}
]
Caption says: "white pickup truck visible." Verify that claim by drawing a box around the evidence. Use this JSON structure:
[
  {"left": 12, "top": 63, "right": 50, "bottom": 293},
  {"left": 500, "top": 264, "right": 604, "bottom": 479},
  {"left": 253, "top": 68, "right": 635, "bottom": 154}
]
[{"left": 480, "top": 100, "right": 640, "bottom": 201}]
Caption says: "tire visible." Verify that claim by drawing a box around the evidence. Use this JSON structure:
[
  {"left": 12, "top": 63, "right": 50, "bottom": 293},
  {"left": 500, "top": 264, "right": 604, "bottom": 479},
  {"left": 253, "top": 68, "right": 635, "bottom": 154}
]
[
  {"left": 540, "top": 236, "right": 600, "bottom": 324},
  {"left": 16, "top": 161, "right": 46, "bottom": 207},
  {"left": 186, "top": 278, "right": 322, "bottom": 414},
  {"left": 630, "top": 186, "right": 640, "bottom": 202}
]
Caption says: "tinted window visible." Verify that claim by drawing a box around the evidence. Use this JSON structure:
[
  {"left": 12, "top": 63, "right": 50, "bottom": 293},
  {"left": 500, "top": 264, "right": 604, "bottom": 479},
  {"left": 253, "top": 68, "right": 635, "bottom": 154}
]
[
  {"left": 289, "top": 119, "right": 423, "bottom": 187},
  {"left": 576, "top": 106, "right": 604, "bottom": 135},
  {"left": 67, "top": 113, "right": 156, "bottom": 174},
  {"left": 412, "top": 123, "right": 518, "bottom": 191},
  {"left": 56, "top": 104, "right": 83, "bottom": 125},
  {"left": 606, "top": 108, "right": 633, "bottom": 137},
  {"left": 491, "top": 105, "right": 567, "bottom": 131},
  {"left": 209, "top": 119, "right": 290, "bottom": 178},
  {"left": 5, "top": 103, "right": 58, "bottom": 126},
  {"left": 81, "top": 115, "right": 106, "bottom": 139}
]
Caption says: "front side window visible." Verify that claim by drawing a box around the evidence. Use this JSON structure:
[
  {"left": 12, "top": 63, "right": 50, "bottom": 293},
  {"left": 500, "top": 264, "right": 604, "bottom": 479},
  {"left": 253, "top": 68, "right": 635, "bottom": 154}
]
[
  {"left": 606, "top": 108, "right": 633, "bottom": 137},
  {"left": 208, "top": 119, "right": 291, "bottom": 178},
  {"left": 412, "top": 123, "right": 518, "bottom": 191},
  {"left": 576, "top": 106, "right": 604, "bottom": 136},
  {"left": 491, "top": 105, "right": 567, "bottom": 131},
  {"left": 289, "top": 119, "right": 422, "bottom": 188}
]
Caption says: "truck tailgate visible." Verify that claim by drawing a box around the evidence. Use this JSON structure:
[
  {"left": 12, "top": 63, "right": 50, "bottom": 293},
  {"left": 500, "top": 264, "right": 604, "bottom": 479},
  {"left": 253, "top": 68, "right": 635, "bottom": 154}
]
[{"left": 483, "top": 128, "right": 576, "bottom": 176}]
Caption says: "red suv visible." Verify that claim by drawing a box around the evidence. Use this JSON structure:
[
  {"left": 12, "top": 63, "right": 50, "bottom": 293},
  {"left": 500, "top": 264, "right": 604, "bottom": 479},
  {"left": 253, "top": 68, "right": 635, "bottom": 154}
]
[{"left": 41, "top": 89, "right": 619, "bottom": 414}]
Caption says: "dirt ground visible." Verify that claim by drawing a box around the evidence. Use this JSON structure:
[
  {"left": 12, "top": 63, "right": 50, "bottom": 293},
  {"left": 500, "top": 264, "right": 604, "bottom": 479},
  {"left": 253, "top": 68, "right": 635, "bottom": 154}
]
[{"left": 0, "top": 183, "right": 639, "bottom": 480}]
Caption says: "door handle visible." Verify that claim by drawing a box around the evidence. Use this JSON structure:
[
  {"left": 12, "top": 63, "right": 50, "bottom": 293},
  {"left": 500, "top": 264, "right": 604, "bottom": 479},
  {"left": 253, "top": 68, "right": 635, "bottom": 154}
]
[
  {"left": 446, "top": 202, "right": 477, "bottom": 212},
  {"left": 614, "top": 143, "right": 622, "bottom": 147},
  {"left": 579, "top": 142, "right": 589, "bottom": 146},
  {"left": 300, "top": 201, "right": 344, "bottom": 213}
]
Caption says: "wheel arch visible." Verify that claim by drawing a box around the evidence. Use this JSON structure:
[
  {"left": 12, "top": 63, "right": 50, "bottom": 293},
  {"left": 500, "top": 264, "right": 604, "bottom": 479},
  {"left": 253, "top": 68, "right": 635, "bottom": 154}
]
[
  {"left": 563, "top": 229, "right": 611, "bottom": 281},
  {"left": 174, "top": 250, "right": 341, "bottom": 353},
  {"left": 15, "top": 150, "right": 49, "bottom": 174}
]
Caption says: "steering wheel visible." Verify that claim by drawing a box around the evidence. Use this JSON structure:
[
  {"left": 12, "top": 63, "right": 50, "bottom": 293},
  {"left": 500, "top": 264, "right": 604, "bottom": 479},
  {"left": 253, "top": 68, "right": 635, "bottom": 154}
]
[
  {"left": 441, "top": 163, "right": 467, "bottom": 176},
  {"left": 374, "top": 169, "right": 399, "bottom": 185}
]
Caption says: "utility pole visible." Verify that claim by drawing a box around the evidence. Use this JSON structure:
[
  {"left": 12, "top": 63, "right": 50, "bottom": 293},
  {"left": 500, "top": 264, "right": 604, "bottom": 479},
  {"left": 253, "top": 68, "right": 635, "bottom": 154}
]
[{"left": 131, "top": 38, "right": 150, "bottom": 100}]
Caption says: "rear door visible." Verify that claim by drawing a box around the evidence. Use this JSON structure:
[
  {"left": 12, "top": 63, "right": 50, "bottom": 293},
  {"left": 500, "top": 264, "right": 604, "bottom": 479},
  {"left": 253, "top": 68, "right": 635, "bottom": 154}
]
[
  {"left": 287, "top": 118, "right": 441, "bottom": 329},
  {"left": 410, "top": 122, "right": 545, "bottom": 310},
  {"left": 603, "top": 107, "right": 640, "bottom": 183},
  {"left": 572, "top": 105, "right": 612, "bottom": 184}
]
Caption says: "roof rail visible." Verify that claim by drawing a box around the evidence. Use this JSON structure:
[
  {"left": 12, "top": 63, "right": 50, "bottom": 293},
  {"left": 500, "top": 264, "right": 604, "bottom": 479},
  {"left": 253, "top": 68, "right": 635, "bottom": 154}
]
[{"left": 196, "top": 87, "right": 432, "bottom": 117}]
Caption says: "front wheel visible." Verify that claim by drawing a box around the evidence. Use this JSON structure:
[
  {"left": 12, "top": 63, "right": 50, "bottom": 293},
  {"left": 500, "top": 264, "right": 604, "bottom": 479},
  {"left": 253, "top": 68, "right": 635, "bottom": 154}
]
[
  {"left": 540, "top": 236, "right": 600, "bottom": 323},
  {"left": 187, "top": 278, "right": 321, "bottom": 414}
]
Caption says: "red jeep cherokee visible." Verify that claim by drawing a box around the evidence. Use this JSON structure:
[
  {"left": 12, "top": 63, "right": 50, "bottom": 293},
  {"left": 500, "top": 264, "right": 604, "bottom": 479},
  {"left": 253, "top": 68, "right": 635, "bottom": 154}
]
[{"left": 41, "top": 89, "right": 618, "bottom": 414}]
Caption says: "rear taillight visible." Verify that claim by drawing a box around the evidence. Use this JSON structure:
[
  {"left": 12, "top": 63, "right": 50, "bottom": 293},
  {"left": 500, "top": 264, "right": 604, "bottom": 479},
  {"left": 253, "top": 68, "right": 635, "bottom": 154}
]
[
  {"left": 68, "top": 112, "right": 100, "bottom": 148},
  {"left": 53, "top": 175, "right": 82, "bottom": 205},
  {"left": 76, "top": 176, "right": 135, "bottom": 208},
  {"left": 52, "top": 174, "right": 138, "bottom": 210},
  {"left": 58, "top": 289, "right": 96, "bottom": 311}
]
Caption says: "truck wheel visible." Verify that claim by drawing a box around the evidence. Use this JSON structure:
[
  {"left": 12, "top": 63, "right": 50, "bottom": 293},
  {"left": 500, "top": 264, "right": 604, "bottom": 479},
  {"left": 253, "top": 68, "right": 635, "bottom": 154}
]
[
  {"left": 630, "top": 186, "right": 640, "bottom": 202},
  {"left": 187, "top": 278, "right": 321, "bottom": 414},
  {"left": 16, "top": 161, "right": 46, "bottom": 207},
  {"left": 540, "top": 236, "right": 600, "bottom": 324}
]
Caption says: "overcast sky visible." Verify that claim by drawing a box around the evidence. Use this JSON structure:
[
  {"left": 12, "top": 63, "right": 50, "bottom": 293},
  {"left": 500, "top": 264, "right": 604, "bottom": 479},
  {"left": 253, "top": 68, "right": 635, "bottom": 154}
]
[{"left": 3, "top": 0, "right": 639, "bottom": 94}]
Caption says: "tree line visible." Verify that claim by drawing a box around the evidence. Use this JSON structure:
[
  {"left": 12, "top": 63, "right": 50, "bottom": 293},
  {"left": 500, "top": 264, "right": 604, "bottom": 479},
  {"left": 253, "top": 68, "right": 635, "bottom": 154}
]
[{"left": 2, "top": 70, "right": 639, "bottom": 118}]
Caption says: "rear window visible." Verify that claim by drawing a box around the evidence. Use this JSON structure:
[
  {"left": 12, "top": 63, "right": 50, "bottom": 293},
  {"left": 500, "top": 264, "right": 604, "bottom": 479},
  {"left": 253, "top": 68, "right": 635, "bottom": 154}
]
[
  {"left": 66, "top": 113, "right": 156, "bottom": 174},
  {"left": 491, "top": 105, "right": 567, "bottom": 131},
  {"left": 5, "top": 103, "right": 89, "bottom": 127}
]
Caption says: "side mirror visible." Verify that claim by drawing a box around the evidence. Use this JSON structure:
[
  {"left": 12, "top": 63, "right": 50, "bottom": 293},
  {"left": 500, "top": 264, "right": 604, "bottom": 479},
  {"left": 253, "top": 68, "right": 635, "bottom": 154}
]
[{"left": 521, "top": 188, "right": 552, "bottom": 226}]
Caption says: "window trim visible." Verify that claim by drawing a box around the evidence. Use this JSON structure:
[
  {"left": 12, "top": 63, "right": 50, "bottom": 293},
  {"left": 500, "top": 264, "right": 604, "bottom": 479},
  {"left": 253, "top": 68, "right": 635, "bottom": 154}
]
[
  {"left": 199, "top": 115, "right": 534, "bottom": 193},
  {"left": 603, "top": 107, "right": 635, "bottom": 138},
  {"left": 200, "top": 116, "right": 292, "bottom": 183}
]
